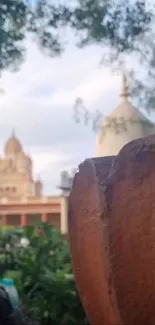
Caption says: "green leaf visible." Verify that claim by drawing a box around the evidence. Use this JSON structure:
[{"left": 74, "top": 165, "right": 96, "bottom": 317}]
[{"left": 24, "top": 225, "right": 35, "bottom": 239}]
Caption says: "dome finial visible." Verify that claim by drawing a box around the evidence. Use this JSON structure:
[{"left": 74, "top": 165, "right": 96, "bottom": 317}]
[
  {"left": 12, "top": 128, "right": 15, "bottom": 137},
  {"left": 120, "top": 73, "right": 130, "bottom": 99},
  {"left": 37, "top": 173, "right": 40, "bottom": 180}
]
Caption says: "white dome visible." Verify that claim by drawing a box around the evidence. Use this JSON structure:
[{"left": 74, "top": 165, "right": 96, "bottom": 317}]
[{"left": 96, "top": 76, "right": 154, "bottom": 157}]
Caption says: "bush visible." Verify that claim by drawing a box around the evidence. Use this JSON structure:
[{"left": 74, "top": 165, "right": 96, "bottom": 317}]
[{"left": 0, "top": 223, "right": 89, "bottom": 325}]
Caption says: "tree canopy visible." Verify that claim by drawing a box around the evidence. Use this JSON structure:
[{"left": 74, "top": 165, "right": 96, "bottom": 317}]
[
  {"left": 0, "top": 0, "right": 153, "bottom": 68},
  {"left": 0, "top": 0, "right": 154, "bottom": 108},
  {"left": 69, "top": 0, "right": 155, "bottom": 110},
  {"left": 0, "top": 0, "right": 70, "bottom": 71}
]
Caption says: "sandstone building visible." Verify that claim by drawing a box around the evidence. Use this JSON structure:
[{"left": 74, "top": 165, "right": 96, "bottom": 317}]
[{"left": 0, "top": 131, "right": 68, "bottom": 234}]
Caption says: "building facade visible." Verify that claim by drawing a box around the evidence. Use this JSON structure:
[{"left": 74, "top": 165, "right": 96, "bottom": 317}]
[{"left": 0, "top": 131, "right": 68, "bottom": 234}]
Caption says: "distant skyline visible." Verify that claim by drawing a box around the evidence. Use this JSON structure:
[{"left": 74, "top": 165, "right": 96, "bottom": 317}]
[{"left": 0, "top": 38, "right": 140, "bottom": 194}]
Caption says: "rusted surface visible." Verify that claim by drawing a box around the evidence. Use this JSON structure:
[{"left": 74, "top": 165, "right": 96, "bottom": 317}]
[
  {"left": 69, "top": 156, "right": 120, "bottom": 325},
  {"left": 68, "top": 134, "right": 155, "bottom": 325}
]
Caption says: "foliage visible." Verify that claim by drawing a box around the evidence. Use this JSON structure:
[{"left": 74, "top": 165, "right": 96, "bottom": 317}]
[
  {"left": 0, "top": 0, "right": 26, "bottom": 71},
  {"left": 0, "top": 1, "right": 153, "bottom": 69},
  {"left": 70, "top": 0, "right": 155, "bottom": 110},
  {"left": 0, "top": 0, "right": 70, "bottom": 71},
  {"left": 0, "top": 223, "right": 88, "bottom": 325},
  {"left": 70, "top": 0, "right": 152, "bottom": 51},
  {"left": 1, "top": 0, "right": 155, "bottom": 109}
]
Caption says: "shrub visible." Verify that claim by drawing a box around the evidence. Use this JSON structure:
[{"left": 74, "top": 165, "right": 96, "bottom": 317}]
[{"left": 0, "top": 223, "right": 89, "bottom": 325}]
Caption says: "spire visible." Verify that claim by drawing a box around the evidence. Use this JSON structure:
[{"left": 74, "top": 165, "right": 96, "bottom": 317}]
[
  {"left": 11, "top": 128, "right": 15, "bottom": 137},
  {"left": 120, "top": 73, "right": 130, "bottom": 99},
  {"left": 37, "top": 173, "right": 40, "bottom": 180}
]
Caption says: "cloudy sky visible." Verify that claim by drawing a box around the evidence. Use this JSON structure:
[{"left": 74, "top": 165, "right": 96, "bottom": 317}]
[{"left": 0, "top": 37, "right": 126, "bottom": 194}]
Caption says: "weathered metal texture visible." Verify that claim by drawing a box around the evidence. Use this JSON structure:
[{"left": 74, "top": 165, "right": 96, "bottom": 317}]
[{"left": 68, "top": 134, "right": 155, "bottom": 325}]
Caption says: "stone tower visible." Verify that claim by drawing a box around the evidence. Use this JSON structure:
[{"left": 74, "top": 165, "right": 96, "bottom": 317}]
[{"left": 35, "top": 177, "right": 43, "bottom": 197}]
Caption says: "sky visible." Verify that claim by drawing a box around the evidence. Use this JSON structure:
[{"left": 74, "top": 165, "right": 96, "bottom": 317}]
[{"left": 0, "top": 38, "right": 128, "bottom": 195}]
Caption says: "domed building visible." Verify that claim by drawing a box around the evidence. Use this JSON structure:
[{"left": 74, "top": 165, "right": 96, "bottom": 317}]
[
  {"left": 0, "top": 131, "right": 68, "bottom": 234},
  {"left": 96, "top": 75, "right": 154, "bottom": 157}
]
